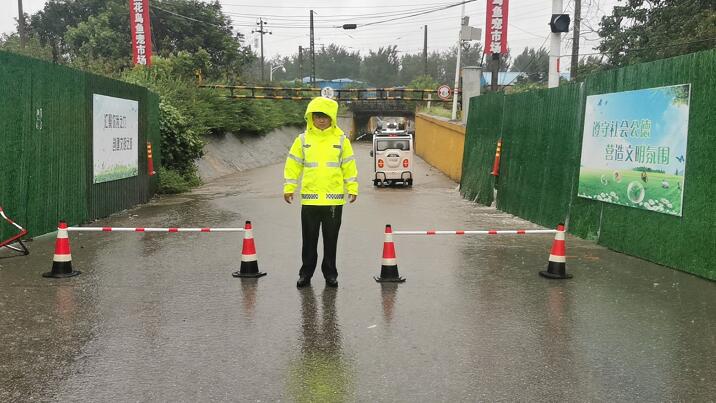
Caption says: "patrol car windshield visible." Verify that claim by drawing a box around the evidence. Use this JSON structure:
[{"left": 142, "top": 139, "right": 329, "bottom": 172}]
[{"left": 376, "top": 139, "right": 410, "bottom": 151}]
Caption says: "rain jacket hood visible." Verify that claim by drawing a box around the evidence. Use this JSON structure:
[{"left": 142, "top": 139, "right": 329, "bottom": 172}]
[{"left": 304, "top": 97, "right": 343, "bottom": 136}]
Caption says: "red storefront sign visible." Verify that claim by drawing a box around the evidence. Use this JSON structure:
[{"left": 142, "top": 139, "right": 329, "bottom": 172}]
[
  {"left": 129, "top": 0, "right": 152, "bottom": 66},
  {"left": 484, "top": 0, "right": 509, "bottom": 55}
]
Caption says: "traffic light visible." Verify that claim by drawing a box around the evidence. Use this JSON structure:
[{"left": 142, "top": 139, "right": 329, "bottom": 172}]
[{"left": 550, "top": 14, "right": 571, "bottom": 33}]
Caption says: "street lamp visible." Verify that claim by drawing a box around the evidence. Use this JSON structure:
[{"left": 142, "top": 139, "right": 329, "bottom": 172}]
[{"left": 270, "top": 64, "right": 286, "bottom": 81}]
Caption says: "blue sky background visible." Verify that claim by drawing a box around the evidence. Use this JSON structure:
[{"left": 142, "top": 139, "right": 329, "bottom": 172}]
[{"left": 580, "top": 84, "right": 691, "bottom": 174}]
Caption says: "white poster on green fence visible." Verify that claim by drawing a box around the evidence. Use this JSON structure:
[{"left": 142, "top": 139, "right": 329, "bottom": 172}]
[
  {"left": 93, "top": 94, "right": 139, "bottom": 184},
  {"left": 577, "top": 84, "right": 690, "bottom": 216}
]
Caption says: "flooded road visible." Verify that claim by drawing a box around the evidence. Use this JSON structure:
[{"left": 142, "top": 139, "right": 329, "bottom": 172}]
[{"left": 1, "top": 142, "right": 714, "bottom": 401}]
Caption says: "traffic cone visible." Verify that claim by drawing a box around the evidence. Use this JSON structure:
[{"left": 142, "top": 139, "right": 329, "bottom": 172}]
[
  {"left": 539, "top": 224, "right": 572, "bottom": 279},
  {"left": 232, "top": 221, "right": 266, "bottom": 278},
  {"left": 147, "top": 142, "right": 156, "bottom": 176},
  {"left": 43, "top": 221, "right": 80, "bottom": 278},
  {"left": 374, "top": 225, "right": 405, "bottom": 283},
  {"left": 491, "top": 137, "right": 502, "bottom": 176}
]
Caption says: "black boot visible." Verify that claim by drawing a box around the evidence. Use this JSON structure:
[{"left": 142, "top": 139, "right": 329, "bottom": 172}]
[{"left": 296, "top": 276, "right": 311, "bottom": 288}]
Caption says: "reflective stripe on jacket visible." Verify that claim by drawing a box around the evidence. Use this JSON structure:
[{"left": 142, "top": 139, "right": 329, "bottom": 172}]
[{"left": 283, "top": 97, "right": 359, "bottom": 206}]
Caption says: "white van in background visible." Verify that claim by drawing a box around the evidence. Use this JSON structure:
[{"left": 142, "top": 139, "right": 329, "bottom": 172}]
[{"left": 370, "top": 132, "right": 414, "bottom": 187}]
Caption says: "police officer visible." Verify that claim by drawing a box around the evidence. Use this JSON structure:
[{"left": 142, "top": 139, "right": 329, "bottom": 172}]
[{"left": 283, "top": 97, "right": 358, "bottom": 288}]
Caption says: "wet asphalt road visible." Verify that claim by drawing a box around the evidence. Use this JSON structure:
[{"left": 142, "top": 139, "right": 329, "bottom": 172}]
[{"left": 1, "top": 142, "right": 715, "bottom": 402}]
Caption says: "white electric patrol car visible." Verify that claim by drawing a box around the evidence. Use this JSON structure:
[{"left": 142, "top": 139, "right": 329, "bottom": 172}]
[{"left": 370, "top": 130, "right": 414, "bottom": 187}]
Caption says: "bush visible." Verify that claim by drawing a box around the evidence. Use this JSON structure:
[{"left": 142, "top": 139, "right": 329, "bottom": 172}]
[
  {"left": 159, "top": 101, "right": 205, "bottom": 174},
  {"left": 157, "top": 167, "right": 202, "bottom": 194},
  {"left": 123, "top": 54, "right": 306, "bottom": 193}
]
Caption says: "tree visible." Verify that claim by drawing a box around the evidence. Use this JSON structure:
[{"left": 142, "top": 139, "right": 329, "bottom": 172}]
[
  {"left": 314, "top": 44, "right": 361, "bottom": 80},
  {"left": 26, "top": 0, "right": 252, "bottom": 78},
  {"left": 598, "top": 0, "right": 716, "bottom": 67},
  {"left": 0, "top": 32, "right": 54, "bottom": 61},
  {"left": 571, "top": 55, "right": 607, "bottom": 80},
  {"left": 408, "top": 75, "right": 438, "bottom": 90},
  {"left": 64, "top": 2, "right": 133, "bottom": 73},
  {"left": 150, "top": 0, "right": 251, "bottom": 79},
  {"left": 510, "top": 47, "right": 549, "bottom": 82},
  {"left": 398, "top": 53, "right": 426, "bottom": 86},
  {"left": 360, "top": 46, "right": 399, "bottom": 87}
]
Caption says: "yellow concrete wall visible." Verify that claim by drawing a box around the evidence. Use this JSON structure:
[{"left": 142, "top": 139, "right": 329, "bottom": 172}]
[{"left": 414, "top": 113, "right": 465, "bottom": 182}]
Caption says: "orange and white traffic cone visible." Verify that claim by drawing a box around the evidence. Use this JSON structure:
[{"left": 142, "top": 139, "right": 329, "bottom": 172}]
[
  {"left": 232, "top": 221, "right": 266, "bottom": 278},
  {"left": 43, "top": 221, "right": 80, "bottom": 278},
  {"left": 147, "top": 142, "right": 156, "bottom": 176},
  {"left": 491, "top": 137, "right": 502, "bottom": 176},
  {"left": 374, "top": 225, "right": 405, "bottom": 283},
  {"left": 539, "top": 223, "right": 572, "bottom": 279}
]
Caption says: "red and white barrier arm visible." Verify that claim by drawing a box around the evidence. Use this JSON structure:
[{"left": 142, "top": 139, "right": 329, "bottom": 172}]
[
  {"left": 392, "top": 229, "right": 558, "bottom": 235},
  {"left": 66, "top": 227, "right": 245, "bottom": 233},
  {"left": 0, "top": 206, "right": 27, "bottom": 232}
]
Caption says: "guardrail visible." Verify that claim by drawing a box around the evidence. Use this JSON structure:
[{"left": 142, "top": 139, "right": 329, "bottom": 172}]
[{"left": 200, "top": 85, "right": 460, "bottom": 102}]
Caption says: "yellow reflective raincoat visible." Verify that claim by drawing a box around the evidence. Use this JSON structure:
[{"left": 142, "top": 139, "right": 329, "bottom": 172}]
[{"left": 283, "top": 97, "right": 359, "bottom": 205}]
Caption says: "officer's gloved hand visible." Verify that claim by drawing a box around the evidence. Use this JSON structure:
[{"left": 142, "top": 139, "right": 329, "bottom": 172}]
[
  {"left": 348, "top": 194, "right": 357, "bottom": 203},
  {"left": 284, "top": 193, "right": 294, "bottom": 204}
]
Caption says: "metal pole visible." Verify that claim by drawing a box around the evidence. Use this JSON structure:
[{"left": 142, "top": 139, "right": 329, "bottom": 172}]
[
  {"left": 491, "top": 54, "right": 499, "bottom": 91},
  {"left": 259, "top": 18, "right": 265, "bottom": 81},
  {"left": 298, "top": 46, "right": 303, "bottom": 82},
  {"left": 17, "top": 0, "right": 26, "bottom": 48},
  {"left": 571, "top": 0, "right": 581, "bottom": 81},
  {"left": 549, "top": 0, "right": 563, "bottom": 88},
  {"left": 423, "top": 25, "right": 428, "bottom": 76},
  {"left": 310, "top": 10, "right": 316, "bottom": 85},
  {"left": 451, "top": 4, "right": 466, "bottom": 121}
]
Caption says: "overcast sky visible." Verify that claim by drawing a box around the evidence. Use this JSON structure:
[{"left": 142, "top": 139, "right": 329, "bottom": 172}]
[{"left": 1, "top": 0, "right": 621, "bottom": 72}]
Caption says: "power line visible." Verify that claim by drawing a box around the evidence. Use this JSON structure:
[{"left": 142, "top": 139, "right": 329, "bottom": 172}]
[
  {"left": 152, "top": 5, "right": 226, "bottom": 28},
  {"left": 558, "top": 36, "right": 716, "bottom": 58},
  {"left": 349, "top": 0, "right": 478, "bottom": 29},
  {"left": 223, "top": 4, "right": 448, "bottom": 19},
  {"left": 219, "top": 1, "right": 459, "bottom": 9}
]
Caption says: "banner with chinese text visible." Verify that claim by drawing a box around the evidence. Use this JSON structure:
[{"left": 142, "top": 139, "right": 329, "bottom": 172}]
[
  {"left": 129, "top": 0, "right": 152, "bottom": 66},
  {"left": 93, "top": 94, "right": 139, "bottom": 184},
  {"left": 577, "top": 84, "right": 691, "bottom": 216},
  {"left": 484, "top": 0, "right": 509, "bottom": 54}
]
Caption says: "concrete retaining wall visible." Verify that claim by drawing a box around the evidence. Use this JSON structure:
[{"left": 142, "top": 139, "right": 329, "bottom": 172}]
[
  {"left": 196, "top": 126, "right": 301, "bottom": 182},
  {"left": 414, "top": 113, "right": 466, "bottom": 182}
]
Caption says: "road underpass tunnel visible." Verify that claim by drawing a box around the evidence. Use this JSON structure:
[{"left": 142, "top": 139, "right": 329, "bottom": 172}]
[{"left": 352, "top": 112, "right": 415, "bottom": 142}]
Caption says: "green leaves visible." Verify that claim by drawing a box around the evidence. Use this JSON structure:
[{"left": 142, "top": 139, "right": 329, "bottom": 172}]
[{"left": 598, "top": 0, "right": 716, "bottom": 67}]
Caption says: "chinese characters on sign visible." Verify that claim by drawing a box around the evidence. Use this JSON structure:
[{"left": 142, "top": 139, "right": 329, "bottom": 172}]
[
  {"left": 112, "top": 138, "right": 133, "bottom": 152},
  {"left": 592, "top": 119, "right": 652, "bottom": 138},
  {"left": 93, "top": 94, "right": 139, "bottom": 184},
  {"left": 603, "top": 145, "right": 669, "bottom": 164},
  {"left": 577, "top": 84, "right": 691, "bottom": 217},
  {"left": 484, "top": 0, "right": 509, "bottom": 55},
  {"left": 104, "top": 114, "right": 128, "bottom": 129},
  {"left": 129, "top": 0, "right": 152, "bottom": 66}
]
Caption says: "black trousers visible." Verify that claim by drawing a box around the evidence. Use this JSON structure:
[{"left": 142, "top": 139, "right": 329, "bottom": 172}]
[{"left": 300, "top": 205, "right": 343, "bottom": 280}]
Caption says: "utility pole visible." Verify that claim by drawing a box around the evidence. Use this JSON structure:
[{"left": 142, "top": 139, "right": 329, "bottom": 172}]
[
  {"left": 549, "top": 0, "right": 563, "bottom": 88},
  {"left": 491, "top": 54, "right": 499, "bottom": 92},
  {"left": 17, "top": 0, "right": 26, "bottom": 48},
  {"left": 298, "top": 46, "right": 303, "bottom": 82},
  {"left": 571, "top": 0, "right": 582, "bottom": 81},
  {"left": 451, "top": 5, "right": 467, "bottom": 121},
  {"left": 253, "top": 18, "right": 271, "bottom": 81},
  {"left": 310, "top": 10, "right": 316, "bottom": 85},
  {"left": 423, "top": 25, "right": 428, "bottom": 76}
]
